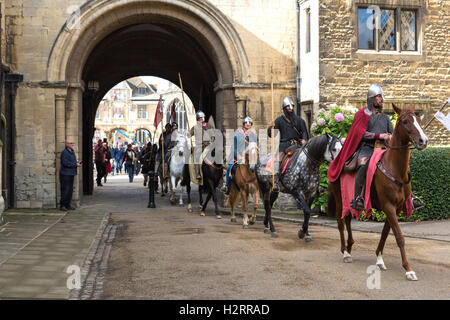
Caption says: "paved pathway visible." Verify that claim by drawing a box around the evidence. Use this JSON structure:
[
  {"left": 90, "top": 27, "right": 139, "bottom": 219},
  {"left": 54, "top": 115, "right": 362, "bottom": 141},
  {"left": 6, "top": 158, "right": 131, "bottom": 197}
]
[{"left": 0, "top": 173, "right": 448, "bottom": 299}]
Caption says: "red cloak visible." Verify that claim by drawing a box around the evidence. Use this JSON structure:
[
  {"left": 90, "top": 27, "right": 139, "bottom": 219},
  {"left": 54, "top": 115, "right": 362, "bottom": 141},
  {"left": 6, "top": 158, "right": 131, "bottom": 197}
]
[{"left": 327, "top": 107, "right": 370, "bottom": 182}]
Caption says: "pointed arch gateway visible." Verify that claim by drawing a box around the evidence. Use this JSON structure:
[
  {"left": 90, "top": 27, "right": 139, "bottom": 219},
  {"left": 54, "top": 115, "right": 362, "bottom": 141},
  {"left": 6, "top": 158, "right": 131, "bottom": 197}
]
[{"left": 48, "top": 0, "right": 248, "bottom": 199}]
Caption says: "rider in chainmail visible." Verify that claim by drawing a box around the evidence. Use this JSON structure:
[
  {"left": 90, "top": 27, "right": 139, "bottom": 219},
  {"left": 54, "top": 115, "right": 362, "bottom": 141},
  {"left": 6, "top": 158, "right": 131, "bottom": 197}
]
[{"left": 267, "top": 97, "right": 308, "bottom": 192}]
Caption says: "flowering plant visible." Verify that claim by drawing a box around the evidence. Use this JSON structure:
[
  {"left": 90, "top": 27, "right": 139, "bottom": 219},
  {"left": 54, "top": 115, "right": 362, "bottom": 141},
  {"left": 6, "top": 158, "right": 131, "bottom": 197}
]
[
  {"left": 310, "top": 105, "right": 359, "bottom": 213},
  {"left": 311, "top": 105, "right": 358, "bottom": 138}
]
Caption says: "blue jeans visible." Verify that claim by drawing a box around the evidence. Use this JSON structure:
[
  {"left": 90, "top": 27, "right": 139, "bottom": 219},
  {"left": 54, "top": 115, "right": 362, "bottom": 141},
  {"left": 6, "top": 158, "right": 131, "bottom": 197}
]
[
  {"left": 226, "top": 163, "right": 234, "bottom": 186},
  {"left": 127, "top": 165, "right": 134, "bottom": 182},
  {"left": 114, "top": 159, "right": 122, "bottom": 173}
]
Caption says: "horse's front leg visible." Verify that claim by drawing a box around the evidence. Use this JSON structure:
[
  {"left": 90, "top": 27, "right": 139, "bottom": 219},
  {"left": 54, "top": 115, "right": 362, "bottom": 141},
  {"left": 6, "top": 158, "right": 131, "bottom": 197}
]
[
  {"left": 186, "top": 181, "right": 193, "bottom": 213},
  {"left": 199, "top": 185, "right": 204, "bottom": 209},
  {"left": 263, "top": 191, "right": 278, "bottom": 237},
  {"left": 211, "top": 183, "right": 221, "bottom": 219},
  {"left": 200, "top": 189, "right": 211, "bottom": 216},
  {"left": 375, "top": 220, "right": 390, "bottom": 271},
  {"left": 295, "top": 191, "right": 312, "bottom": 242},
  {"left": 242, "top": 190, "right": 249, "bottom": 228},
  {"left": 169, "top": 176, "right": 176, "bottom": 205},
  {"left": 178, "top": 178, "right": 184, "bottom": 206},
  {"left": 249, "top": 189, "right": 258, "bottom": 225},
  {"left": 384, "top": 204, "right": 417, "bottom": 281}
]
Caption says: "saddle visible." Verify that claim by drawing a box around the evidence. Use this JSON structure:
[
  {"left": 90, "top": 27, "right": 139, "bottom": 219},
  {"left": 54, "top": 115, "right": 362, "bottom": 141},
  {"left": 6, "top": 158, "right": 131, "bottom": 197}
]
[{"left": 280, "top": 144, "right": 302, "bottom": 175}]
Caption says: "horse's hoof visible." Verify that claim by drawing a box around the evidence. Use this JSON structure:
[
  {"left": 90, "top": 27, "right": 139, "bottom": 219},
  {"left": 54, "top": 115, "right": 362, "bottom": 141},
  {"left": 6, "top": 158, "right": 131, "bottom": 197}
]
[
  {"left": 231, "top": 218, "right": 237, "bottom": 223},
  {"left": 377, "top": 263, "right": 387, "bottom": 271},
  {"left": 305, "top": 235, "right": 312, "bottom": 242},
  {"left": 406, "top": 271, "right": 418, "bottom": 281},
  {"left": 249, "top": 219, "right": 256, "bottom": 225},
  {"left": 264, "top": 228, "right": 270, "bottom": 234},
  {"left": 298, "top": 230, "right": 305, "bottom": 239},
  {"left": 343, "top": 251, "right": 352, "bottom": 263},
  {"left": 161, "top": 194, "right": 165, "bottom": 197},
  {"left": 243, "top": 225, "right": 248, "bottom": 229},
  {"left": 200, "top": 212, "right": 205, "bottom": 216},
  {"left": 216, "top": 215, "right": 222, "bottom": 219},
  {"left": 271, "top": 232, "right": 279, "bottom": 238}
]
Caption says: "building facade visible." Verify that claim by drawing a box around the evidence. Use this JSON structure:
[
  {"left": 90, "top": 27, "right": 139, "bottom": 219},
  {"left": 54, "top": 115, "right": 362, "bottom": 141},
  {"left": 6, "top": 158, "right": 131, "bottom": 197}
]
[
  {"left": 299, "top": 0, "right": 449, "bottom": 145},
  {"left": 1, "top": 0, "right": 448, "bottom": 208},
  {"left": 94, "top": 77, "right": 195, "bottom": 146}
]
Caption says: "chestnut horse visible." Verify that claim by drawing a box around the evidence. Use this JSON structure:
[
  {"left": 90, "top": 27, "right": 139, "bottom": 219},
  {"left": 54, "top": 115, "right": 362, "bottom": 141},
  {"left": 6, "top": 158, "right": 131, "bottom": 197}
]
[
  {"left": 327, "top": 104, "right": 428, "bottom": 281},
  {"left": 225, "top": 141, "right": 260, "bottom": 229}
]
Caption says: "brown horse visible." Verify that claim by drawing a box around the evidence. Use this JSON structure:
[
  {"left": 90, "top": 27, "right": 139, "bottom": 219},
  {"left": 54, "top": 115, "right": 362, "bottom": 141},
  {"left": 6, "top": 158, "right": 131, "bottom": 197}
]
[
  {"left": 225, "top": 141, "right": 260, "bottom": 228},
  {"left": 327, "top": 103, "right": 428, "bottom": 281}
]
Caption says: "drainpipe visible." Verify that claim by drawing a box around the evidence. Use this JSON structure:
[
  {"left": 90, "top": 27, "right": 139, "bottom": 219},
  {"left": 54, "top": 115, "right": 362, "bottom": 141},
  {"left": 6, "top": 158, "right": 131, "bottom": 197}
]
[
  {"left": 296, "top": 0, "right": 301, "bottom": 116},
  {"left": 5, "top": 73, "right": 23, "bottom": 208}
]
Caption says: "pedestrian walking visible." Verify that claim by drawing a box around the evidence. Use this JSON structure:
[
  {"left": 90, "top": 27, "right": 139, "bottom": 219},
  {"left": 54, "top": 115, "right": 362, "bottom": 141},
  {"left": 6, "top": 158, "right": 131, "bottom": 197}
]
[
  {"left": 104, "top": 138, "right": 113, "bottom": 184},
  {"left": 94, "top": 139, "right": 107, "bottom": 186},
  {"left": 123, "top": 144, "right": 137, "bottom": 182},
  {"left": 114, "top": 143, "right": 124, "bottom": 174},
  {"left": 60, "top": 139, "right": 82, "bottom": 211}
]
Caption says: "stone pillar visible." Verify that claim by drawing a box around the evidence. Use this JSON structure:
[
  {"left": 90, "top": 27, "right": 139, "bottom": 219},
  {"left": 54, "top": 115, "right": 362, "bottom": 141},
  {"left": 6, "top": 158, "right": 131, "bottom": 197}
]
[
  {"left": 55, "top": 93, "right": 66, "bottom": 208},
  {"left": 66, "top": 86, "right": 83, "bottom": 207},
  {"left": 0, "top": 139, "right": 4, "bottom": 224}
]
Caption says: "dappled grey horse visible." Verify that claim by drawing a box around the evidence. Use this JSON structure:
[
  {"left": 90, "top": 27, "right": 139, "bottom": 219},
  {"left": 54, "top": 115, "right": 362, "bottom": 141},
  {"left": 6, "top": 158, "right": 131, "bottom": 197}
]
[{"left": 255, "top": 134, "right": 342, "bottom": 240}]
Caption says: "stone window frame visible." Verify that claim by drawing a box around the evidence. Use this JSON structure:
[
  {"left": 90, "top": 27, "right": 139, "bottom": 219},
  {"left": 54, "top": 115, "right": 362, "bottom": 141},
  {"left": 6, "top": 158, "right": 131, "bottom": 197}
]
[{"left": 352, "top": 0, "right": 424, "bottom": 61}]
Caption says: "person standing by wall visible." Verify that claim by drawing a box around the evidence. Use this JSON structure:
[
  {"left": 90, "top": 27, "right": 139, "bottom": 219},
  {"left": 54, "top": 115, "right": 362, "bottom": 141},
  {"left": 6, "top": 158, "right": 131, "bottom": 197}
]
[{"left": 60, "top": 139, "right": 82, "bottom": 211}]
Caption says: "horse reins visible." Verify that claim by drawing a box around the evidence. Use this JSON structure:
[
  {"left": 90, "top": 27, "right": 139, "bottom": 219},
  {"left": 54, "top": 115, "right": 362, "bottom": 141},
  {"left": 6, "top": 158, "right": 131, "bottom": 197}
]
[
  {"left": 376, "top": 162, "right": 411, "bottom": 187},
  {"left": 301, "top": 142, "right": 321, "bottom": 166},
  {"left": 382, "top": 111, "right": 418, "bottom": 150}
]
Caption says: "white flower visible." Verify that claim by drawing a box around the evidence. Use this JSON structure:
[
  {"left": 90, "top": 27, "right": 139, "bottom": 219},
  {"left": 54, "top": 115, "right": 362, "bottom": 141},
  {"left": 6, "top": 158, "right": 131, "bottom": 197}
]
[{"left": 317, "top": 118, "right": 326, "bottom": 126}]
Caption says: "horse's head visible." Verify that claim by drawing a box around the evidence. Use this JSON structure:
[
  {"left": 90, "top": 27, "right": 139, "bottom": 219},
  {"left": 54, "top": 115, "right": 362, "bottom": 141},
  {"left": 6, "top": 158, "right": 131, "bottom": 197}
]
[
  {"left": 393, "top": 103, "right": 428, "bottom": 150},
  {"left": 174, "top": 132, "right": 190, "bottom": 158},
  {"left": 324, "top": 133, "right": 342, "bottom": 162},
  {"left": 245, "top": 141, "right": 259, "bottom": 172}
]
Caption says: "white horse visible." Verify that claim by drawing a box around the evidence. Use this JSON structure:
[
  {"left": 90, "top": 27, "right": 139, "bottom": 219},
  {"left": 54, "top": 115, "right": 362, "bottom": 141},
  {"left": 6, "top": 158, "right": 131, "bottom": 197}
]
[{"left": 169, "top": 132, "right": 191, "bottom": 207}]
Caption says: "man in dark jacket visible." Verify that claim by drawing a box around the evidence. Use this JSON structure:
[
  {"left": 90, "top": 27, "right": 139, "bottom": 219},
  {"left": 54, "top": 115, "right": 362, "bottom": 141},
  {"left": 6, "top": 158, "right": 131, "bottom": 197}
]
[
  {"left": 60, "top": 139, "right": 81, "bottom": 211},
  {"left": 267, "top": 97, "right": 308, "bottom": 191}
]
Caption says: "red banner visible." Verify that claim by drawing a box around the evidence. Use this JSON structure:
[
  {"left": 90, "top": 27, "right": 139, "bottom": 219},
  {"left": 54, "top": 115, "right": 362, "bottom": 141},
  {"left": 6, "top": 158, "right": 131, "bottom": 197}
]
[{"left": 153, "top": 98, "right": 163, "bottom": 128}]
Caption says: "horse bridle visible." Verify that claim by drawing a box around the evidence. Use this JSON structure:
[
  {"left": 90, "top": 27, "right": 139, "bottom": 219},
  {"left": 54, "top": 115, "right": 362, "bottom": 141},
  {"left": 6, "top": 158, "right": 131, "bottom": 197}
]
[{"left": 382, "top": 111, "right": 419, "bottom": 150}]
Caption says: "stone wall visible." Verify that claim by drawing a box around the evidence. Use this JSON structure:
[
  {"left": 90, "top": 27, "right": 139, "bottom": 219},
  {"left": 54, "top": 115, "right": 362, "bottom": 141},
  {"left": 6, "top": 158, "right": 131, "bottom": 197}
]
[
  {"left": 318, "top": 0, "right": 450, "bottom": 145},
  {"left": 4, "top": 0, "right": 299, "bottom": 208}
]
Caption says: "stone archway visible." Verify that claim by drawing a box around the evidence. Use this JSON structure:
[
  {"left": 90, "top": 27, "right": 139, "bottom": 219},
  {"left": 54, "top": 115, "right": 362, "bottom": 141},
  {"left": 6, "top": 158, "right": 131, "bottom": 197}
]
[{"left": 48, "top": 0, "right": 248, "bottom": 201}]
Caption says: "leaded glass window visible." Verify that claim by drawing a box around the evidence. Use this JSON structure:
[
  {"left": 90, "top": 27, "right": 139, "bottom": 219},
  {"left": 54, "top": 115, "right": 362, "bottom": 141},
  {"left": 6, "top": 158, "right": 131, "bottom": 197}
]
[
  {"left": 401, "top": 10, "right": 417, "bottom": 51},
  {"left": 358, "top": 8, "right": 375, "bottom": 50},
  {"left": 379, "top": 9, "right": 396, "bottom": 50},
  {"left": 357, "top": 6, "right": 419, "bottom": 53}
]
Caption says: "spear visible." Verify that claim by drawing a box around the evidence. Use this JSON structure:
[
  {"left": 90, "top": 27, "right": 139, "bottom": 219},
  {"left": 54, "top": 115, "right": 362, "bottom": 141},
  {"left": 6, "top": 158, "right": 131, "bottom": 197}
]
[
  {"left": 178, "top": 72, "right": 194, "bottom": 151},
  {"left": 423, "top": 100, "right": 449, "bottom": 131},
  {"left": 271, "top": 65, "right": 275, "bottom": 188}
]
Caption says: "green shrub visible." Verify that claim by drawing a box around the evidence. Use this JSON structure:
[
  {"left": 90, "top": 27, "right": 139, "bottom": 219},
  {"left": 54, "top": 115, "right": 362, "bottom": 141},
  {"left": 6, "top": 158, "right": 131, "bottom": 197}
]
[
  {"left": 360, "top": 147, "right": 449, "bottom": 222},
  {"left": 408, "top": 147, "right": 450, "bottom": 220}
]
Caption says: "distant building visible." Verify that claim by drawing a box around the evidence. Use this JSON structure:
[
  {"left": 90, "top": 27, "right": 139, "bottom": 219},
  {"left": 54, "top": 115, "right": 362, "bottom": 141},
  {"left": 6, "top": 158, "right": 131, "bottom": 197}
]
[{"left": 94, "top": 77, "right": 195, "bottom": 147}]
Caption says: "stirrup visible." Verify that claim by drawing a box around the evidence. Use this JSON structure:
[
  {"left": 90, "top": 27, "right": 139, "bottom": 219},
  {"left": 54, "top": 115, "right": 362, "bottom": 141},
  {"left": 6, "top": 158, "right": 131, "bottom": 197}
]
[
  {"left": 412, "top": 195, "right": 425, "bottom": 210},
  {"left": 350, "top": 196, "right": 365, "bottom": 211}
]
